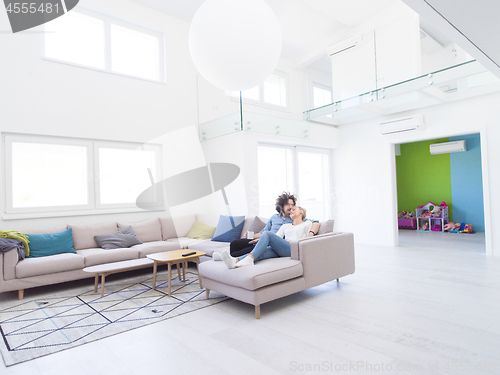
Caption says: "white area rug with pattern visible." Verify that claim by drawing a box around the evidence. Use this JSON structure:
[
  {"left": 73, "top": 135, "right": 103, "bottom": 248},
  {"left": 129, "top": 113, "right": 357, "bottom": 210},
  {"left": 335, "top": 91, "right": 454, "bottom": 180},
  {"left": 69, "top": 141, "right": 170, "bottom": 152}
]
[{"left": 0, "top": 268, "right": 227, "bottom": 366}]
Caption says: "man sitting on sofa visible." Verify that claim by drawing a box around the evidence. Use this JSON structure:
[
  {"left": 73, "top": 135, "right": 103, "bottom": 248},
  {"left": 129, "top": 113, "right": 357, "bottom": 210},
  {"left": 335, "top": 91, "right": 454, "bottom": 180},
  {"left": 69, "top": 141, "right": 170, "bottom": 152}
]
[{"left": 214, "top": 192, "right": 320, "bottom": 260}]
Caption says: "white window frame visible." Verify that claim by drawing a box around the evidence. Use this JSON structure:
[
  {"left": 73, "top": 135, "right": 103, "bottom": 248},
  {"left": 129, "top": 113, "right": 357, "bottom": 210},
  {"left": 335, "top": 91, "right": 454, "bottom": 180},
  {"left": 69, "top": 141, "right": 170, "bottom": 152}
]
[
  {"left": 93, "top": 141, "right": 162, "bottom": 209},
  {"left": 3, "top": 134, "right": 94, "bottom": 215},
  {"left": 257, "top": 143, "right": 332, "bottom": 221},
  {"left": 228, "top": 71, "right": 290, "bottom": 111},
  {"left": 2, "top": 133, "right": 163, "bottom": 220},
  {"left": 41, "top": 6, "right": 166, "bottom": 84}
]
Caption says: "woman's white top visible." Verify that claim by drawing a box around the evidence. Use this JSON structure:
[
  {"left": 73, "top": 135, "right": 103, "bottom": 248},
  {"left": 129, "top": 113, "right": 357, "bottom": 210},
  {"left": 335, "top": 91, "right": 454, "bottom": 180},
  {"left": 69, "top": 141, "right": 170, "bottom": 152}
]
[{"left": 275, "top": 220, "right": 313, "bottom": 241}]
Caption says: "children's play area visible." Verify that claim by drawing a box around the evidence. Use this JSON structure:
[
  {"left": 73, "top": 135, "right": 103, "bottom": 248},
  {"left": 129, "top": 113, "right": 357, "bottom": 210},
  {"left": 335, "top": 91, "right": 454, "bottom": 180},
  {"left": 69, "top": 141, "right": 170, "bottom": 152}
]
[{"left": 395, "top": 133, "right": 484, "bottom": 233}]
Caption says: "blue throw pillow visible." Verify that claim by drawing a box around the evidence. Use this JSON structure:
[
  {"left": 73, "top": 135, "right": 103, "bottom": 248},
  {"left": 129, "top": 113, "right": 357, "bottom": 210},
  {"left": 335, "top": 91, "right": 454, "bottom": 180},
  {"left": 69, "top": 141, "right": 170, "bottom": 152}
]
[
  {"left": 26, "top": 228, "right": 76, "bottom": 258},
  {"left": 211, "top": 215, "right": 245, "bottom": 242}
]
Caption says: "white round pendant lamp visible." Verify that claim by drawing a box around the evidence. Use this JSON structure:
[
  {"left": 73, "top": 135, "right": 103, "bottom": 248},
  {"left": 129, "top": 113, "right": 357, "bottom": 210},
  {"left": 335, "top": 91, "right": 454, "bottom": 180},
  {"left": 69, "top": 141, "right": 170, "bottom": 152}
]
[{"left": 189, "top": 0, "right": 282, "bottom": 92}]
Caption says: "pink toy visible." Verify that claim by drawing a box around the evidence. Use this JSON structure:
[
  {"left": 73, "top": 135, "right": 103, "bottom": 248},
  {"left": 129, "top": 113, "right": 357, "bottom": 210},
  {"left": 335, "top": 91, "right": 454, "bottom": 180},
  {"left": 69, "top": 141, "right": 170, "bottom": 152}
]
[{"left": 462, "top": 224, "right": 473, "bottom": 233}]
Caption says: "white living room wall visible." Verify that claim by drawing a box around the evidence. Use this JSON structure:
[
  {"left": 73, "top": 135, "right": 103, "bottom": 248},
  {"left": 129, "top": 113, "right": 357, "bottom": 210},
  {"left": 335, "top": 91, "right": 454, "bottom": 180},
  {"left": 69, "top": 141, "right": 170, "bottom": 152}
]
[
  {"left": 0, "top": 0, "right": 201, "bottom": 231},
  {"left": 331, "top": 92, "right": 498, "bottom": 256}
]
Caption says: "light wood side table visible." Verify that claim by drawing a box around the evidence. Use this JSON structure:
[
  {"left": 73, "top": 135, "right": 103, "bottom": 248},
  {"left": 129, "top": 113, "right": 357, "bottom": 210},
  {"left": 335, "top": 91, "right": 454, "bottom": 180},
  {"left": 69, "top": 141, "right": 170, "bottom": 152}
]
[{"left": 147, "top": 250, "right": 206, "bottom": 297}]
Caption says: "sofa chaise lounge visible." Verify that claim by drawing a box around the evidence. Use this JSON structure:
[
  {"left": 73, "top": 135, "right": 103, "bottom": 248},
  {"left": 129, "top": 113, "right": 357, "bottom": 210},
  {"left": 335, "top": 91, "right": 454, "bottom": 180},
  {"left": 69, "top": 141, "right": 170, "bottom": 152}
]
[{"left": 198, "top": 232, "right": 355, "bottom": 318}]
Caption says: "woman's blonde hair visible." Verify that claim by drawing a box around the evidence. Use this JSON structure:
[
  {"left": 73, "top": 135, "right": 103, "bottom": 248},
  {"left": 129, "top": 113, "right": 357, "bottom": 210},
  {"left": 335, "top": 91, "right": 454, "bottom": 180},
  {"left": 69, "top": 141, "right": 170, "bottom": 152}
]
[{"left": 295, "top": 206, "right": 307, "bottom": 220}]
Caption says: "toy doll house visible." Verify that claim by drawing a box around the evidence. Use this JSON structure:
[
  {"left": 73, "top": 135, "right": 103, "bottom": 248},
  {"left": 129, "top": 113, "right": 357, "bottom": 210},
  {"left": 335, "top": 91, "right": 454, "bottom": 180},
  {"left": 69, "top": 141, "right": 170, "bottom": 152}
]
[{"left": 416, "top": 201, "right": 449, "bottom": 232}]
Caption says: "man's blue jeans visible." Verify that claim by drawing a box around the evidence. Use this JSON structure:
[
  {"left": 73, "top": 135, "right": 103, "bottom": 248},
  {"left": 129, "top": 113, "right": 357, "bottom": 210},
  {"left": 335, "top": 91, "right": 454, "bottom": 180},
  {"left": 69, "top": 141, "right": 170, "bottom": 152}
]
[{"left": 239, "top": 231, "right": 291, "bottom": 262}]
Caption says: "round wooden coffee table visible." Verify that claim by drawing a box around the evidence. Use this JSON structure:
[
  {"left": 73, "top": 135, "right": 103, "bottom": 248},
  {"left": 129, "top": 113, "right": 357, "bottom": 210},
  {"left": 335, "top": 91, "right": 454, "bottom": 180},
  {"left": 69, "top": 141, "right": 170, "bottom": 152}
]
[{"left": 147, "top": 249, "right": 206, "bottom": 297}]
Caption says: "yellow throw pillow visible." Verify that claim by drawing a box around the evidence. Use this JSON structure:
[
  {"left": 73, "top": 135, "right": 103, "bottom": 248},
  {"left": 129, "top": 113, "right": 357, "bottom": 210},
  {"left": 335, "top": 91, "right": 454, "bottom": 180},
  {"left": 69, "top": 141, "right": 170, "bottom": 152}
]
[{"left": 186, "top": 220, "right": 216, "bottom": 240}]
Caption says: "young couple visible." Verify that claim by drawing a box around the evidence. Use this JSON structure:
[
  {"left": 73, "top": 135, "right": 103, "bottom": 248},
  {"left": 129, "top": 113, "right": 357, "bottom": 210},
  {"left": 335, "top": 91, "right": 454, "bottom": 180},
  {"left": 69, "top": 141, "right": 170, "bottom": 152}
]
[{"left": 214, "top": 192, "right": 320, "bottom": 269}]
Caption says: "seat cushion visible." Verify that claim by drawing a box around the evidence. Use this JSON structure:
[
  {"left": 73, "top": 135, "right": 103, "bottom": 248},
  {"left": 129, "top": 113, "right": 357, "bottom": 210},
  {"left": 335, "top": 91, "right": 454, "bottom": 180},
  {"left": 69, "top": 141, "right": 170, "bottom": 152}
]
[
  {"left": 198, "top": 257, "right": 303, "bottom": 291},
  {"left": 68, "top": 222, "right": 118, "bottom": 250},
  {"left": 240, "top": 216, "right": 268, "bottom": 238},
  {"left": 187, "top": 240, "right": 229, "bottom": 256},
  {"left": 195, "top": 214, "right": 220, "bottom": 228},
  {"left": 159, "top": 217, "right": 177, "bottom": 240},
  {"left": 132, "top": 241, "right": 184, "bottom": 258},
  {"left": 16, "top": 253, "right": 85, "bottom": 278},
  {"left": 165, "top": 215, "right": 196, "bottom": 239},
  {"left": 246, "top": 216, "right": 267, "bottom": 234},
  {"left": 166, "top": 237, "right": 203, "bottom": 249},
  {"left": 117, "top": 218, "right": 162, "bottom": 242},
  {"left": 77, "top": 247, "right": 139, "bottom": 267},
  {"left": 318, "top": 220, "right": 334, "bottom": 235}
]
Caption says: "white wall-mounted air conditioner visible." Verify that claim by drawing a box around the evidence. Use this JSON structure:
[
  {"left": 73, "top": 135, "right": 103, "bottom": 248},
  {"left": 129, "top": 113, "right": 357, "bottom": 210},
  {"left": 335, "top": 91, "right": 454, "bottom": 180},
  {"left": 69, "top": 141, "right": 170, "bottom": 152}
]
[
  {"left": 326, "top": 34, "right": 363, "bottom": 57},
  {"left": 430, "top": 140, "right": 467, "bottom": 155},
  {"left": 380, "top": 115, "right": 425, "bottom": 135}
]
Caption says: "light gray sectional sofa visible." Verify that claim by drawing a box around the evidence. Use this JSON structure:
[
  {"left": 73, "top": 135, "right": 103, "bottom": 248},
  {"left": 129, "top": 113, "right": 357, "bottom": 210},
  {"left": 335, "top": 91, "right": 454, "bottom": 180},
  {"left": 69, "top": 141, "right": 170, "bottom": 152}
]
[{"left": 0, "top": 215, "right": 355, "bottom": 318}]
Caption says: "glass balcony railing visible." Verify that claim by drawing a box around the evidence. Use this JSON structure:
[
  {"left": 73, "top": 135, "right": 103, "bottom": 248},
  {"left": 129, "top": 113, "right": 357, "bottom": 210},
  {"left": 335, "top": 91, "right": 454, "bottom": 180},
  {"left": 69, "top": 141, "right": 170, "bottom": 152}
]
[
  {"left": 303, "top": 60, "right": 500, "bottom": 125},
  {"left": 200, "top": 111, "right": 309, "bottom": 141},
  {"left": 198, "top": 60, "right": 500, "bottom": 141}
]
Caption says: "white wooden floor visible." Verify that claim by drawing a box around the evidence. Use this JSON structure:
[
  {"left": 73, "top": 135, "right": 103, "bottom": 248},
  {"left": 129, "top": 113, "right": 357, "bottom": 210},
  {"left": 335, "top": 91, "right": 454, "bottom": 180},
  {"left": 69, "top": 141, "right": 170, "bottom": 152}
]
[{"left": 2, "top": 231, "right": 499, "bottom": 375}]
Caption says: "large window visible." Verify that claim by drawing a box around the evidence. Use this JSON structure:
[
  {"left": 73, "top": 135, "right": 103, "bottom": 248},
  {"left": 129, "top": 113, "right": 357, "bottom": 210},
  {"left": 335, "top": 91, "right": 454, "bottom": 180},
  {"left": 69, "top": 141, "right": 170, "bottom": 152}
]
[
  {"left": 3, "top": 134, "right": 162, "bottom": 218},
  {"left": 257, "top": 145, "right": 295, "bottom": 216},
  {"left": 43, "top": 7, "right": 165, "bottom": 82},
  {"left": 9, "top": 139, "right": 91, "bottom": 211},
  {"left": 229, "top": 73, "right": 288, "bottom": 109},
  {"left": 257, "top": 144, "right": 331, "bottom": 221},
  {"left": 95, "top": 144, "right": 159, "bottom": 207}
]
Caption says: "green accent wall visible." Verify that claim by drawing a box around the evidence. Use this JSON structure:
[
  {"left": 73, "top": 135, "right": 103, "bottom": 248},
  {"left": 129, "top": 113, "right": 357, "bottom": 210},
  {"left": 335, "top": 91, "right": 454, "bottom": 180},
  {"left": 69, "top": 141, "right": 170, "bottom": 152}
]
[{"left": 396, "top": 138, "right": 453, "bottom": 221}]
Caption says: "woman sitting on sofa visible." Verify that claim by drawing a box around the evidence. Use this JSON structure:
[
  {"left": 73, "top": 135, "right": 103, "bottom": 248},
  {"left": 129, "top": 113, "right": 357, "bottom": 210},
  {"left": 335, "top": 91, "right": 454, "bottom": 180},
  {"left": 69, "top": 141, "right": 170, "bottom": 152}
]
[{"left": 221, "top": 206, "right": 312, "bottom": 269}]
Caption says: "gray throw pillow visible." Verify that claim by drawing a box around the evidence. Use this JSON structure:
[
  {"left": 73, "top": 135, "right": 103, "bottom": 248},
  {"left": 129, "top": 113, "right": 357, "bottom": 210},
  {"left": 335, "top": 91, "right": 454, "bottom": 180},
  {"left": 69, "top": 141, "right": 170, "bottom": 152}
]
[
  {"left": 247, "top": 216, "right": 267, "bottom": 234},
  {"left": 318, "top": 220, "right": 334, "bottom": 235},
  {"left": 94, "top": 226, "right": 143, "bottom": 250}
]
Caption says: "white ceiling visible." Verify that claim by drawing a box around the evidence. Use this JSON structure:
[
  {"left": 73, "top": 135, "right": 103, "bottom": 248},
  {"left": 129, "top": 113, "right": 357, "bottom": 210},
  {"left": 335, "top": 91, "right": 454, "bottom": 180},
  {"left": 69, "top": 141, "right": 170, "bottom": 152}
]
[
  {"left": 402, "top": 0, "right": 500, "bottom": 78},
  {"left": 129, "top": 0, "right": 399, "bottom": 67},
  {"left": 128, "top": 0, "right": 500, "bottom": 78}
]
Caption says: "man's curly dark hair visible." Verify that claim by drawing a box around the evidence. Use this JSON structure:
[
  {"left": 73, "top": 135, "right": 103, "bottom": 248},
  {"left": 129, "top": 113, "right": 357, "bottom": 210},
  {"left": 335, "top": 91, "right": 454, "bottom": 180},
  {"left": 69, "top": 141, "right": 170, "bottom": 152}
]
[{"left": 275, "top": 191, "right": 297, "bottom": 215}]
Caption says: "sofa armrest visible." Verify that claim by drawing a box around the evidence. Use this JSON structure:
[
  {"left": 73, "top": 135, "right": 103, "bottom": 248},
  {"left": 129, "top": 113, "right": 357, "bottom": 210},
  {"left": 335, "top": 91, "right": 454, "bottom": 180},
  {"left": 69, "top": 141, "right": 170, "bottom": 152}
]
[
  {"left": 292, "top": 232, "right": 355, "bottom": 288},
  {"left": 1, "top": 246, "right": 19, "bottom": 281}
]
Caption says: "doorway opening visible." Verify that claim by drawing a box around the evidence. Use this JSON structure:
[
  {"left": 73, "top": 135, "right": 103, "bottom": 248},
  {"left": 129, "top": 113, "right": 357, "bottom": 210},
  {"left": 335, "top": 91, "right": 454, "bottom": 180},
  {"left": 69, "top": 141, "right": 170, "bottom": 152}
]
[{"left": 394, "top": 133, "right": 486, "bottom": 253}]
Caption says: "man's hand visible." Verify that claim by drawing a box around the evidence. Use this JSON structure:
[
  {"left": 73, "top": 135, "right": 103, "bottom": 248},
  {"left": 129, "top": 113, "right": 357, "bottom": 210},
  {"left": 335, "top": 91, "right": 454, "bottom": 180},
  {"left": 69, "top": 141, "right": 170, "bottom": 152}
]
[{"left": 307, "top": 222, "right": 320, "bottom": 237}]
